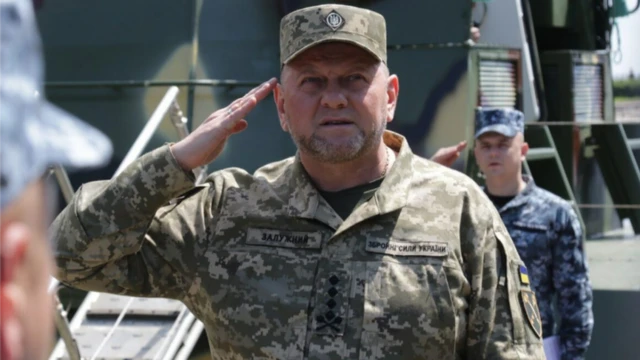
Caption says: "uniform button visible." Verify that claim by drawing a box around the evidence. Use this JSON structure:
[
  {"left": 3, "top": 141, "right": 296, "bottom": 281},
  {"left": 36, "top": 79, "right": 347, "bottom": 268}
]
[
  {"left": 328, "top": 288, "right": 338, "bottom": 297},
  {"left": 326, "top": 299, "right": 337, "bottom": 308},
  {"left": 329, "top": 275, "right": 340, "bottom": 285},
  {"left": 334, "top": 316, "right": 343, "bottom": 324},
  {"left": 325, "top": 311, "right": 335, "bottom": 320}
]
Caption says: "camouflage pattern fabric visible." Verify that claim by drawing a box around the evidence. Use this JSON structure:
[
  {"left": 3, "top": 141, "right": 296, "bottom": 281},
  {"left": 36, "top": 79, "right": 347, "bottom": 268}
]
[
  {"left": 474, "top": 107, "right": 525, "bottom": 139},
  {"left": 279, "top": 4, "right": 387, "bottom": 65},
  {"left": 52, "top": 131, "right": 545, "bottom": 359},
  {"left": 491, "top": 176, "right": 594, "bottom": 360}
]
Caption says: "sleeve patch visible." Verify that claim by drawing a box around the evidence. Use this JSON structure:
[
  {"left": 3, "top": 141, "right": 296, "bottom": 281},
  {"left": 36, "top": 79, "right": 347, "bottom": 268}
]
[{"left": 520, "top": 289, "right": 543, "bottom": 338}]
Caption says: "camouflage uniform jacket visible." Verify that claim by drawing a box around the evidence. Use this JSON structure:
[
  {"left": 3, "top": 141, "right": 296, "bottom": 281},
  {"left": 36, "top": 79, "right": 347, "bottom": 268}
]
[
  {"left": 491, "top": 176, "right": 594, "bottom": 359},
  {"left": 53, "top": 131, "right": 545, "bottom": 359}
]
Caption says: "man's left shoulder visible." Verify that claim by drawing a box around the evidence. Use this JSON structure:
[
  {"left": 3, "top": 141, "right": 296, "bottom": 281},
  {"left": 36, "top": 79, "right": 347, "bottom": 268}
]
[
  {"left": 410, "top": 154, "right": 481, "bottom": 189},
  {"left": 529, "top": 185, "right": 575, "bottom": 212},
  {"left": 407, "top": 155, "right": 497, "bottom": 219},
  {"left": 529, "top": 186, "right": 582, "bottom": 231}
]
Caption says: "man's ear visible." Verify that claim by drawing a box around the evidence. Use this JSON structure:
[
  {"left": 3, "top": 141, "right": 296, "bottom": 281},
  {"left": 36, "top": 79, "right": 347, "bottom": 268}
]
[
  {"left": 521, "top": 141, "right": 529, "bottom": 161},
  {"left": 386, "top": 74, "right": 399, "bottom": 123},
  {"left": 0, "top": 222, "right": 30, "bottom": 360},
  {"left": 274, "top": 83, "right": 289, "bottom": 132}
]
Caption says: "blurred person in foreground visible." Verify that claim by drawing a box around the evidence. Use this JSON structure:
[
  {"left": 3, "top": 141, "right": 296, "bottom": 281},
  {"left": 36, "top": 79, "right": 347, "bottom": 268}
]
[{"left": 0, "top": 0, "right": 112, "bottom": 359}]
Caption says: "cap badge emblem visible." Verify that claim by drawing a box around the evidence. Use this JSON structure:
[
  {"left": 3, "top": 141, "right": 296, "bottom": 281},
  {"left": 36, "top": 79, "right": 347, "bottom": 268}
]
[{"left": 324, "top": 10, "right": 344, "bottom": 31}]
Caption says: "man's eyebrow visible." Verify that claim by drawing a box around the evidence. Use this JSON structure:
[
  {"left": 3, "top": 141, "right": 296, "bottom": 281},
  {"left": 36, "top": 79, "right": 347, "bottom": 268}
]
[{"left": 296, "top": 66, "right": 319, "bottom": 75}]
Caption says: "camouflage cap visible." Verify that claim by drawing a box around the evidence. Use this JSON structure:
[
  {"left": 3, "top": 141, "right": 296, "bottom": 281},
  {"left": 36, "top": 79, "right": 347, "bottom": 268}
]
[
  {"left": 0, "top": 0, "right": 113, "bottom": 209},
  {"left": 279, "top": 4, "right": 387, "bottom": 66},
  {"left": 474, "top": 107, "right": 525, "bottom": 139}
]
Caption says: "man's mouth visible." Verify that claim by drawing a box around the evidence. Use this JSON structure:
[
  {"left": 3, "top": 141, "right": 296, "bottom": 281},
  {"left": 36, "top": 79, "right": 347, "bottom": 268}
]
[{"left": 320, "top": 118, "right": 354, "bottom": 126}]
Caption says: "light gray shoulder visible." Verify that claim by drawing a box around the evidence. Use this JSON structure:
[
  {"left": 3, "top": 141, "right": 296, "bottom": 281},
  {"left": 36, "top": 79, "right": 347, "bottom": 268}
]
[
  {"left": 253, "top": 156, "right": 296, "bottom": 182},
  {"left": 410, "top": 155, "right": 488, "bottom": 200}
]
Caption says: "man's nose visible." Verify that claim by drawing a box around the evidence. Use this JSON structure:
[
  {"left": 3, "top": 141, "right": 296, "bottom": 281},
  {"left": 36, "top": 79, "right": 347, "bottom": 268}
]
[{"left": 321, "top": 81, "right": 348, "bottom": 109}]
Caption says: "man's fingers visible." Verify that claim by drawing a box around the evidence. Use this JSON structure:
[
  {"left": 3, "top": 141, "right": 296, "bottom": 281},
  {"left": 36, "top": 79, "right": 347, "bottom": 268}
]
[
  {"left": 231, "top": 96, "right": 259, "bottom": 124},
  {"left": 431, "top": 141, "right": 467, "bottom": 166},
  {"left": 229, "top": 120, "right": 248, "bottom": 134},
  {"left": 205, "top": 78, "right": 278, "bottom": 123},
  {"left": 227, "top": 79, "right": 277, "bottom": 124},
  {"left": 231, "top": 78, "right": 277, "bottom": 110},
  {"left": 445, "top": 152, "right": 458, "bottom": 161},
  {"left": 222, "top": 94, "right": 264, "bottom": 132},
  {"left": 242, "top": 78, "right": 278, "bottom": 105},
  {"left": 227, "top": 81, "right": 268, "bottom": 109},
  {"left": 225, "top": 78, "right": 277, "bottom": 117},
  {"left": 245, "top": 77, "right": 278, "bottom": 100}
]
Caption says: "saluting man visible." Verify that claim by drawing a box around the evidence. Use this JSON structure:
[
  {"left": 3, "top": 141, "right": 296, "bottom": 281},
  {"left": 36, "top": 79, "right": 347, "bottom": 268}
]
[{"left": 51, "top": 4, "right": 545, "bottom": 359}]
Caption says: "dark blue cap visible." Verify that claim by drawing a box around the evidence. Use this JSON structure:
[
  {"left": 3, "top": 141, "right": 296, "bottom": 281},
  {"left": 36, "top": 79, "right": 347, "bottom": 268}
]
[{"left": 474, "top": 107, "right": 524, "bottom": 139}]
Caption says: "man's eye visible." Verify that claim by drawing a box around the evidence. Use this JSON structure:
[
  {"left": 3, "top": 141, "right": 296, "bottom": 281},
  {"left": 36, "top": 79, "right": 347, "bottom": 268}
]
[
  {"left": 347, "top": 74, "right": 365, "bottom": 81},
  {"left": 301, "top": 77, "right": 322, "bottom": 85}
]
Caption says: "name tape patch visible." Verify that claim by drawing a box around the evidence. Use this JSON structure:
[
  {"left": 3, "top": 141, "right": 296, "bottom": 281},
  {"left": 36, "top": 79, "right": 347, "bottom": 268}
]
[
  {"left": 246, "top": 228, "right": 322, "bottom": 249},
  {"left": 366, "top": 239, "right": 448, "bottom": 257}
]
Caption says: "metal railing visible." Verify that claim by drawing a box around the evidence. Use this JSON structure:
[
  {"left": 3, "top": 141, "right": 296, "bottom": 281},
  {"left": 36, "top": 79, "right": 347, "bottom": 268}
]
[
  {"left": 522, "top": 120, "right": 640, "bottom": 211},
  {"left": 48, "top": 86, "right": 205, "bottom": 360},
  {"left": 114, "top": 86, "right": 180, "bottom": 175},
  {"left": 45, "top": 79, "right": 262, "bottom": 89}
]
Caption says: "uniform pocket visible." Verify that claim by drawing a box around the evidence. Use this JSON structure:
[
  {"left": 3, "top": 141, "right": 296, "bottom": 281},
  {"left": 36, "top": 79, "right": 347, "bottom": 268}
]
[
  {"left": 200, "top": 249, "right": 318, "bottom": 359},
  {"left": 359, "top": 259, "right": 456, "bottom": 359},
  {"left": 512, "top": 221, "right": 548, "bottom": 232},
  {"left": 510, "top": 221, "right": 551, "bottom": 260}
]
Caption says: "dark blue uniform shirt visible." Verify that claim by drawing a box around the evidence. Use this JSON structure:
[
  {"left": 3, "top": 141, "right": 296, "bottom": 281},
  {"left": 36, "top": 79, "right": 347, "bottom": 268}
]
[{"left": 486, "top": 176, "right": 594, "bottom": 360}]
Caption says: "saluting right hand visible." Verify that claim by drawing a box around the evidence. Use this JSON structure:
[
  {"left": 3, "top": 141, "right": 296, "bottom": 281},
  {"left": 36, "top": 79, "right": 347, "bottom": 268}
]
[
  {"left": 170, "top": 78, "right": 278, "bottom": 171},
  {"left": 430, "top": 141, "right": 467, "bottom": 168}
]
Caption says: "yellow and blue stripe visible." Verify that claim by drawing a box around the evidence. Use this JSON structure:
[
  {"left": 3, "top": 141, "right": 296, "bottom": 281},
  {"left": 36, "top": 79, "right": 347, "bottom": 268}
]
[{"left": 519, "top": 265, "right": 530, "bottom": 285}]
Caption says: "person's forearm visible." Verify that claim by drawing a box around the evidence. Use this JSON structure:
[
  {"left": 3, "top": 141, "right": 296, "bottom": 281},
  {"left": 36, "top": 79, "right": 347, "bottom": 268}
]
[{"left": 52, "top": 144, "right": 195, "bottom": 287}]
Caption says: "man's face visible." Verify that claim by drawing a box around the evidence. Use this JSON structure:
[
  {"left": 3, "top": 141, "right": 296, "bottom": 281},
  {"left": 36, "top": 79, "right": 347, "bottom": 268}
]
[
  {"left": 1, "top": 180, "right": 55, "bottom": 360},
  {"left": 474, "top": 132, "right": 528, "bottom": 180},
  {"left": 274, "top": 42, "right": 398, "bottom": 163}
]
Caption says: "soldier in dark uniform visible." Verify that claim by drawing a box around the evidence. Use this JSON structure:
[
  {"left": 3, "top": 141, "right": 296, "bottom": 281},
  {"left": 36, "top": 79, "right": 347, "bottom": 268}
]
[{"left": 472, "top": 107, "right": 594, "bottom": 360}]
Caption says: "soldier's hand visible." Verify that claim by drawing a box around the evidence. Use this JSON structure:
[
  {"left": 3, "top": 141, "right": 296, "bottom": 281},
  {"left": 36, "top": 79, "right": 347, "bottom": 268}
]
[
  {"left": 431, "top": 141, "right": 467, "bottom": 167},
  {"left": 171, "top": 78, "right": 278, "bottom": 171}
]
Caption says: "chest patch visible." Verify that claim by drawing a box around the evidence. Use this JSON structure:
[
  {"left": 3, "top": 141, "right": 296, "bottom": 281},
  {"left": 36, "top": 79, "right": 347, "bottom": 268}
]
[
  {"left": 246, "top": 228, "right": 323, "bottom": 249},
  {"left": 366, "top": 239, "right": 448, "bottom": 257},
  {"left": 513, "top": 221, "right": 548, "bottom": 231}
]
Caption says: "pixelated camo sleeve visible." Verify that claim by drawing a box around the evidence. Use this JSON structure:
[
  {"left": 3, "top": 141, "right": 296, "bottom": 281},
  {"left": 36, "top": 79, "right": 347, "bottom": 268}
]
[
  {"left": 51, "top": 145, "right": 215, "bottom": 299},
  {"left": 463, "top": 202, "right": 546, "bottom": 359}
]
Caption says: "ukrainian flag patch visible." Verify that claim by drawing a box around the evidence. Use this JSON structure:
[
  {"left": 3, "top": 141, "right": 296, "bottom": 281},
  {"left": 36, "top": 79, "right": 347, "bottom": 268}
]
[{"left": 519, "top": 265, "right": 530, "bottom": 285}]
